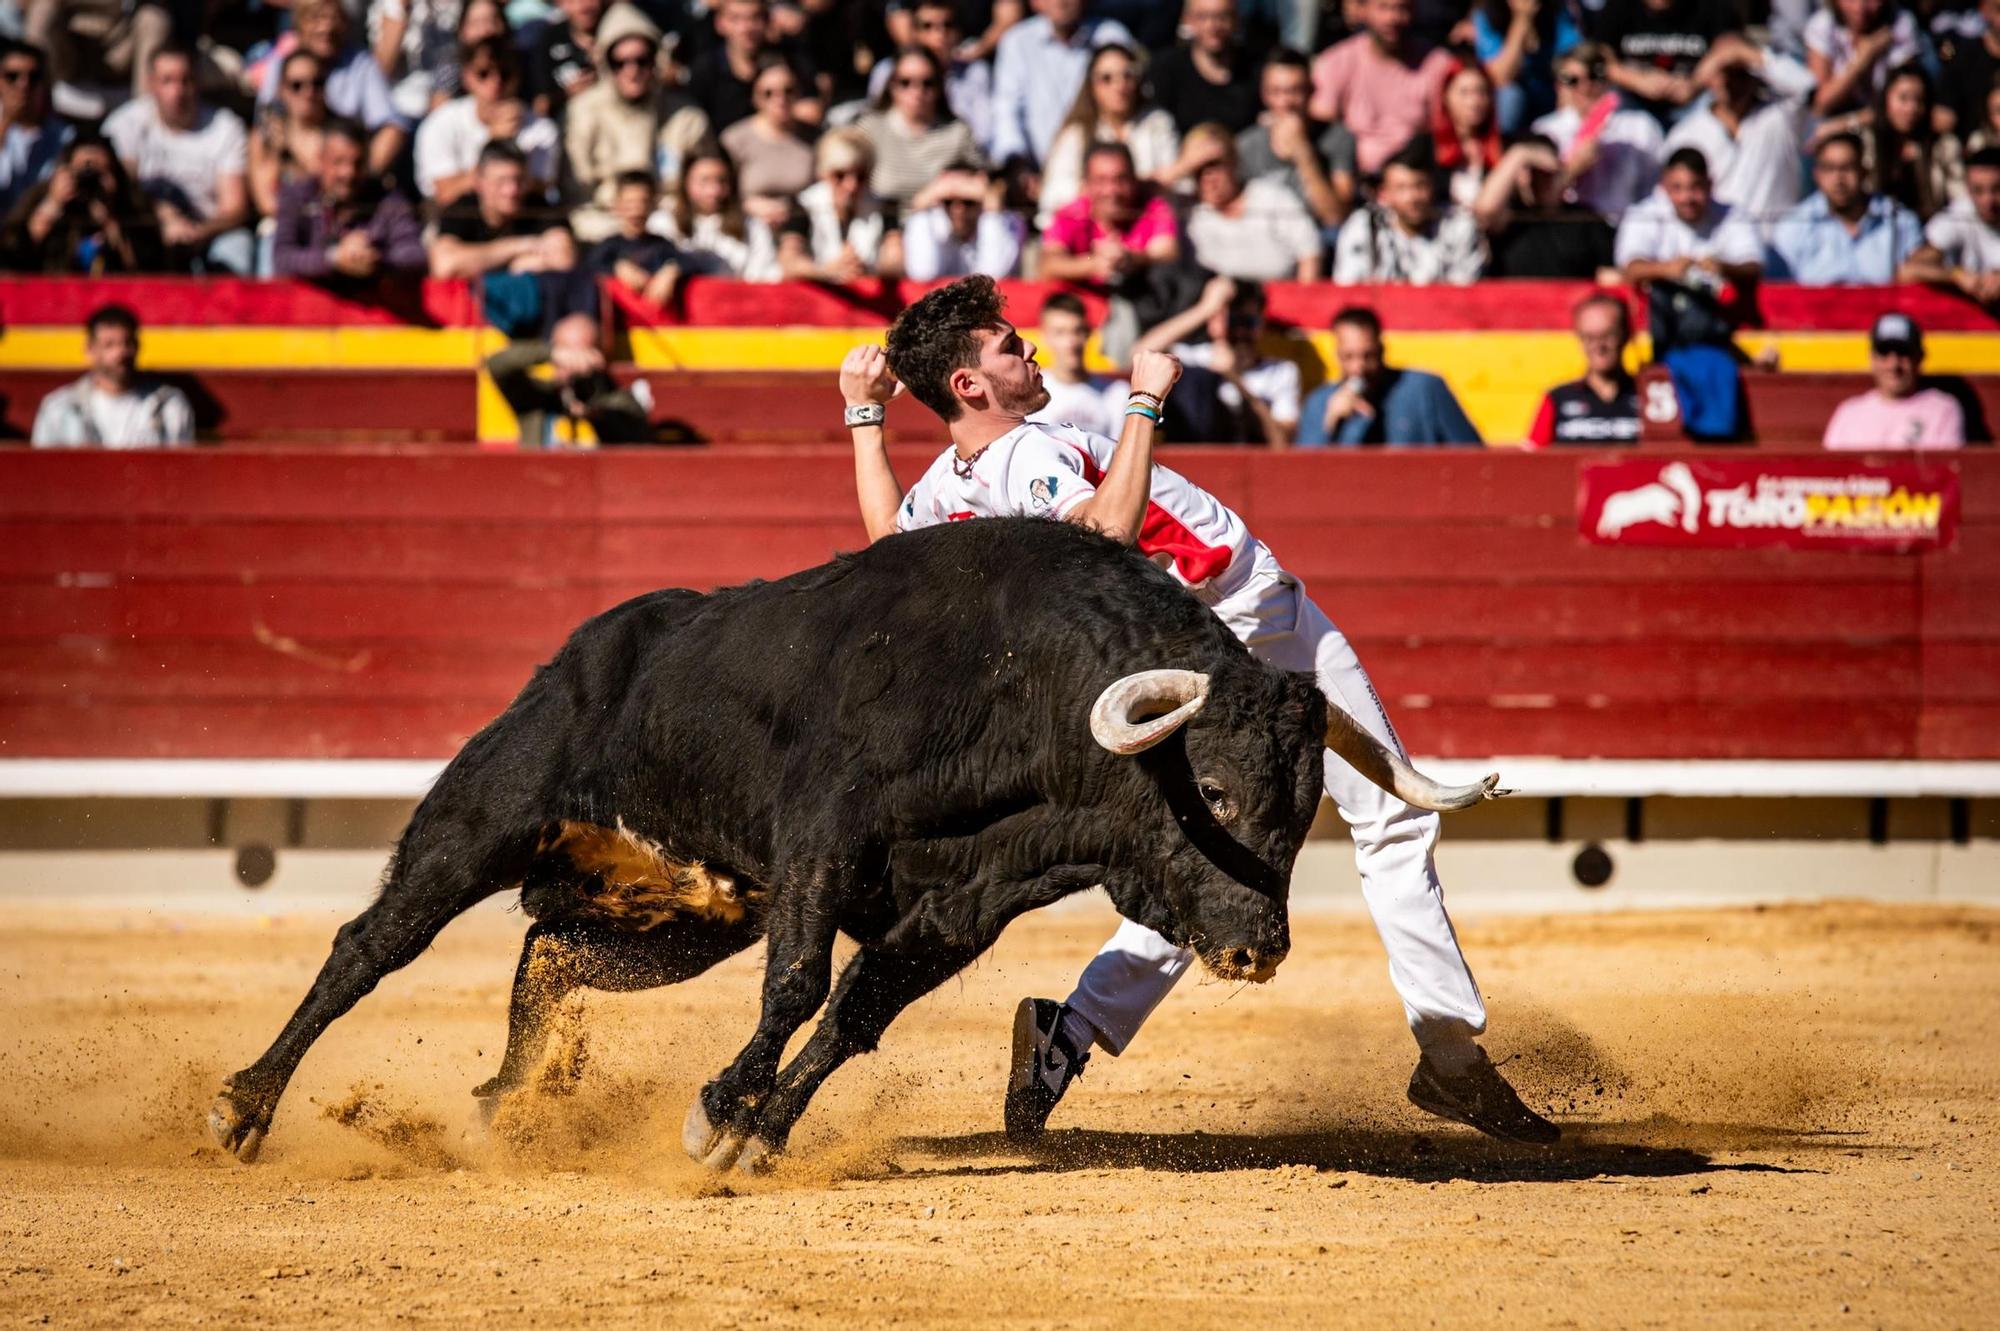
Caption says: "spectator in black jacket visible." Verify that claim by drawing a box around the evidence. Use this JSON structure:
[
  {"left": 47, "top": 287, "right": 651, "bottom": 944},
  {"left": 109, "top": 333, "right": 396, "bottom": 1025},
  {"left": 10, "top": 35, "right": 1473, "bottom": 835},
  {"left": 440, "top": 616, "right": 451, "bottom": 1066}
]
[
  {"left": 587, "top": 170, "right": 680, "bottom": 307},
  {"left": 1148, "top": 0, "right": 1260, "bottom": 134},
  {"left": 3, "top": 129, "right": 163, "bottom": 273}
]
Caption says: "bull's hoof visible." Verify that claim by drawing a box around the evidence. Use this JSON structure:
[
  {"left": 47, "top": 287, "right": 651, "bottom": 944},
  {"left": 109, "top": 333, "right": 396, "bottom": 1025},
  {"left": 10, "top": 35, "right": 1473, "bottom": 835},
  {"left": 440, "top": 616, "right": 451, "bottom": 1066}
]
[
  {"left": 207, "top": 1083, "right": 269, "bottom": 1164},
  {"left": 470, "top": 1076, "right": 519, "bottom": 1128},
  {"left": 681, "top": 1096, "right": 748, "bottom": 1172},
  {"left": 734, "top": 1134, "right": 783, "bottom": 1176}
]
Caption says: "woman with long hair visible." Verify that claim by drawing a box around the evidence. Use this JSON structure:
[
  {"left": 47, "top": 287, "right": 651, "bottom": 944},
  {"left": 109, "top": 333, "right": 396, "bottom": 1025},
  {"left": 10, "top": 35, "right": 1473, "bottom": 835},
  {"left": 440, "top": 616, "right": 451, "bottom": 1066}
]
[
  {"left": 657, "top": 146, "right": 754, "bottom": 278},
  {"left": 1806, "top": 0, "right": 1931, "bottom": 117},
  {"left": 1036, "top": 42, "right": 1178, "bottom": 228},
  {"left": 1866, "top": 62, "right": 1965, "bottom": 219},
  {"left": 855, "top": 45, "right": 981, "bottom": 209},
  {"left": 1965, "top": 73, "right": 2000, "bottom": 156},
  {"left": 3, "top": 129, "right": 163, "bottom": 273},
  {"left": 1413, "top": 57, "right": 1504, "bottom": 212},
  {"left": 719, "top": 53, "right": 816, "bottom": 229},
  {"left": 249, "top": 49, "right": 330, "bottom": 220}
]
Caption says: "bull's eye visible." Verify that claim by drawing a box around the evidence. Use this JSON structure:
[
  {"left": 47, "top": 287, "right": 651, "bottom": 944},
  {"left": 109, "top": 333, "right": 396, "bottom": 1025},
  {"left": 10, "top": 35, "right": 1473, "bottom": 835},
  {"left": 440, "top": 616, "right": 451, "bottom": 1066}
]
[{"left": 1197, "top": 780, "right": 1235, "bottom": 821}]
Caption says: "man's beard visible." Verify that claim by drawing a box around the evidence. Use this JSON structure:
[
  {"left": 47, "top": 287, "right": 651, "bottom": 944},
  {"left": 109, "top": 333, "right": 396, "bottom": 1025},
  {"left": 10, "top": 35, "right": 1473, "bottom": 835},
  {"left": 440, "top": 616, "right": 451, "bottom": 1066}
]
[{"left": 997, "top": 380, "right": 1051, "bottom": 416}]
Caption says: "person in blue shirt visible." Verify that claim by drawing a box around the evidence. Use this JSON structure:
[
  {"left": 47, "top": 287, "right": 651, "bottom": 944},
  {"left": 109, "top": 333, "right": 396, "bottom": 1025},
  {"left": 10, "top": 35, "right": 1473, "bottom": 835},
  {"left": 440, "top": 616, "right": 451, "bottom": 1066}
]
[
  {"left": 1766, "top": 131, "right": 1924, "bottom": 285},
  {"left": 1472, "top": 0, "right": 1583, "bottom": 133},
  {"left": 1296, "top": 305, "right": 1483, "bottom": 447}
]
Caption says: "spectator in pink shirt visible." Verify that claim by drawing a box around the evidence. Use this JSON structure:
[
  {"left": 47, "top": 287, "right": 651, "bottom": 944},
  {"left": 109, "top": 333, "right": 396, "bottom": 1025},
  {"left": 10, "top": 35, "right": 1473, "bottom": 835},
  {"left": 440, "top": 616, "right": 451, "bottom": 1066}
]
[
  {"left": 1038, "top": 142, "right": 1181, "bottom": 283},
  {"left": 1309, "top": 0, "right": 1455, "bottom": 177},
  {"left": 1823, "top": 312, "right": 1965, "bottom": 449}
]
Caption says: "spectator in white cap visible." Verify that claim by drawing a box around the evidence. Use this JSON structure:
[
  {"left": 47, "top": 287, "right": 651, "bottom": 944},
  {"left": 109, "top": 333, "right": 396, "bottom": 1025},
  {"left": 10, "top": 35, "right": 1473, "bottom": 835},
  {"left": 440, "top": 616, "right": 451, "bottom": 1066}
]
[{"left": 1822, "top": 312, "right": 1965, "bottom": 449}]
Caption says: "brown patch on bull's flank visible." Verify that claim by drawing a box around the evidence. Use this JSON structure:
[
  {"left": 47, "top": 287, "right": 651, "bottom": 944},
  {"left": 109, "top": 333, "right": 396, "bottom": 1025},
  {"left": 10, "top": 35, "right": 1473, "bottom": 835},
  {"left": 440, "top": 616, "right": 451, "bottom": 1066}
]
[{"left": 542, "top": 819, "right": 754, "bottom": 928}]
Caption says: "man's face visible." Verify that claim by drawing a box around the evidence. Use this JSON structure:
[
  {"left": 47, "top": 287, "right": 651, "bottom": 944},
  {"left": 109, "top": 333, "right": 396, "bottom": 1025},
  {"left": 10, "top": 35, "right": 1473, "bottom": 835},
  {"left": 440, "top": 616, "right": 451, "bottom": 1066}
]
[
  {"left": 1969, "top": 165, "right": 2000, "bottom": 227},
  {"left": 1040, "top": 309, "right": 1089, "bottom": 375},
  {"left": 87, "top": 323, "right": 138, "bottom": 387},
  {"left": 0, "top": 50, "right": 44, "bottom": 119},
  {"left": 1043, "top": 0, "right": 1085, "bottom": 30},
  {"left": 1186, "top": 0, "right": 1236, "bottom": 54},
  {"left": 964, "top": 322, "right": 1048, "bottom": 416},
  {"left": 297, "top": 3, "right": 345, "bottom": 57},
  {"left": 150, "top": 53, "right": 196, "bottom": 125},
  {"left": 609, "top": 37, "right": 656, "bottom": 99},
  {"left": 477, "top": 159, "right": 526, "bottom": 219},
  {"left": 614, "top": 182, "right": 655, "bottom": 231},
  {"left": 1261, "top": 62, "right": 1308, "bottom": 116},
  {"left": 1333, "top": 323, "right": 1385, "bottom": 386},
  {"left": 718, "top": 0, "right": 767, "bottom": 52},
  {"left": 1363, "top": 0, "right": 1410, "bottom": 50},
  {"left": 320, "top": 133, "right": 362, "bottom": 202},
  {"left": 1664, "top": 164, "right": 1710, "bottom": 224},
  {"left": 1871, "top": 344, "right": 1920, "bottom": 398},
  {"left": 1379, "top": 163, "right": 1433, "bottom": 230},
  {"left": 1084, "top": 152, "right": 1137, "bottom": 221},
  {"left": 911, "top": 3, "right": 959, "bottom": 59},
  {"left": 1814, "top": 142, "right": 1864, "bottom": 213},
  {"left": 461, "top": 52, "right": 515, "bottom": 106},
  {"left": 1574, "top": 302, "right": 1627, "bottom": 377}
]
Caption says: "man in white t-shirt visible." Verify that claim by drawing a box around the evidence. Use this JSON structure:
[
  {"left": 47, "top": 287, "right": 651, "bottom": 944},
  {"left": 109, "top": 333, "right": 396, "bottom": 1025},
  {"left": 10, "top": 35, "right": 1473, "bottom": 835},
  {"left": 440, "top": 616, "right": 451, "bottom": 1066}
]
[
  {"left": 413, "top": 36, "right": 562, "bottom": 205},
  {"left": 840, "top": 275, "right": 1557, "bottom": 1148},
  {"left": 1026, "top": 291, "right": 1128, "bottom": 437},
  {"left": 32, "top": 304, "right": 194, "bottom": 448},
  {"left": 1900, "top": 148, "right": 2000, "bottom": 308},
  {"left": 103, "top": 44, "right": 252, "bottom": 274},
  {"left": 1615, "top": 146, "right": 1764, "bottom": 287},
  {"left": 1131, "top": 274, "right": 1300, "bottom": 446}
]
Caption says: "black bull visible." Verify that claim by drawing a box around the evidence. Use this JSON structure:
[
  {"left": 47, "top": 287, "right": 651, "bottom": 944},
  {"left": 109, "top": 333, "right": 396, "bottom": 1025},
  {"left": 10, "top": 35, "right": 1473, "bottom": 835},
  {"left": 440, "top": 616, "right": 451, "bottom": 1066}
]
[{"left": 208, "top": 518, "right": 1497, "bottom": 1171}]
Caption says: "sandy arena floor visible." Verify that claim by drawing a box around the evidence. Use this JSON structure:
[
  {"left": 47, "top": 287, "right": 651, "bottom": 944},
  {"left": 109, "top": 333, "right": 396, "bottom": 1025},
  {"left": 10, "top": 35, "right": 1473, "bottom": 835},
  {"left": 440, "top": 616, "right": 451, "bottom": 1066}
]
[{"left": 0, "top": 895, "right": 1994, "bottom": 1328}]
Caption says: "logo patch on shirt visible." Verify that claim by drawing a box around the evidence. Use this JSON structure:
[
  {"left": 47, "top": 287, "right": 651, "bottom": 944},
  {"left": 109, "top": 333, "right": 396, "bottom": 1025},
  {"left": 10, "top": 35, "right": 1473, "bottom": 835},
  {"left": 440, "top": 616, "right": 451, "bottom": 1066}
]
[{"left": 1027, "top": 475, "right": 1061, "bottom": 513}]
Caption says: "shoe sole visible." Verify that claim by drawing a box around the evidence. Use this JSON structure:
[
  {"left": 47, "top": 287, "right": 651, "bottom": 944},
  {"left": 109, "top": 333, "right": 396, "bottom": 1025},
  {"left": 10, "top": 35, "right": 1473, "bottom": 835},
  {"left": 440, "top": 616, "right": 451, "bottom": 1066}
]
[
  {"left": 1004, "top": 998, "right": 1049, "bottom": 1142},
  {"left": 1408, "top": 1082, "right": 1561, "bottom": 1146}
]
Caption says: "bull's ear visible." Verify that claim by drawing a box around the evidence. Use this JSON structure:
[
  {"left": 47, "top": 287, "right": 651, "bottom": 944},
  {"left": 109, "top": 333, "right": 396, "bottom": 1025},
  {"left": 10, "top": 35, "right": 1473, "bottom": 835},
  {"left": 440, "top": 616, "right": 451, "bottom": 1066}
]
[{"left": 1090, "top": 670, "right": 1210, "bottom": 755}]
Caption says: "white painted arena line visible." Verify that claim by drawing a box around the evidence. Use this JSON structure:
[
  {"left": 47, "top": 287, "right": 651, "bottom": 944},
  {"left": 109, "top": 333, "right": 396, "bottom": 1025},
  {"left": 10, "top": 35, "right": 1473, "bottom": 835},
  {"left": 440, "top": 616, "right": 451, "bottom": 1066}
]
[{"left": 3, "top": 758, "right": 2000, "bottom": 800}]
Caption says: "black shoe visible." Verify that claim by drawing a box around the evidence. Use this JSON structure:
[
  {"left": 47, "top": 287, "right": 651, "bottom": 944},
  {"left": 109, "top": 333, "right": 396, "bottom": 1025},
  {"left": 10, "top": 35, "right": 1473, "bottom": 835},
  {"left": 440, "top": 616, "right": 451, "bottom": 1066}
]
[
  {"left": 1005, "top": 997, "right": 1089, "bottom": 1142},
  {"left": 1407, "top": 1046, "right": 1562, "bottom": 1145}
]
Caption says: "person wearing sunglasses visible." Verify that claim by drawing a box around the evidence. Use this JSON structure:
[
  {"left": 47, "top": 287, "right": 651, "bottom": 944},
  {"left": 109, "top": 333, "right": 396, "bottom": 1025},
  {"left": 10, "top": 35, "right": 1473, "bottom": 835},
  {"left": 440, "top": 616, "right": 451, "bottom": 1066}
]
[
  {"left": 686, "top": 0, "right": 826, "bottom": 132},
  {"left": 867, "top": 0, "right": 994, "bottom": 152},
  {"left": 1528, "top": 42, "right": 1662, "bottom": 225},
  {"left": 856, "top": 45, "right": 983, "bottom": 209},
  {"left": 256, "top": 0, "right": 411, "bottom": 177},
  {"left": 1037, "top": 42, "right": 1178, "bottom": 230},
  {"left": 564, "top": 1, "right": 710, "bottom": 242},
  {"left": 249, "top": 51, "right": 329, "bottom": 222},
  {"left": 415, "top": 35, "right": 559, "bottom": 207},
  {"left": 0, "top": 39, "right": 69, "bottom": 217},
  {"left": 774, "top": 126, "right": 903, "bottom": 282}
]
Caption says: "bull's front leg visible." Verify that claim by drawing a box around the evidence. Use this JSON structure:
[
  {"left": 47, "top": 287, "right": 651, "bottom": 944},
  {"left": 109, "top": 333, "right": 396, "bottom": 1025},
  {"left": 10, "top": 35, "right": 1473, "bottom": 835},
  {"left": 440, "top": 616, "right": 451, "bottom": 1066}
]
[{"left": 683, "top": 867, "right": 840, "bottom": 1171}]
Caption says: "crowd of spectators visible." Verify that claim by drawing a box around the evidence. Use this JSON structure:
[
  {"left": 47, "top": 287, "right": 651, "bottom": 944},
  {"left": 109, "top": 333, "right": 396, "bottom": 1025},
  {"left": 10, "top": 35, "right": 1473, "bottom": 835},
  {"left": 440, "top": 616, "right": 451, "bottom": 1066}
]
[{"left": 4, "top": 0, "right": 1999, "bottom": 449}]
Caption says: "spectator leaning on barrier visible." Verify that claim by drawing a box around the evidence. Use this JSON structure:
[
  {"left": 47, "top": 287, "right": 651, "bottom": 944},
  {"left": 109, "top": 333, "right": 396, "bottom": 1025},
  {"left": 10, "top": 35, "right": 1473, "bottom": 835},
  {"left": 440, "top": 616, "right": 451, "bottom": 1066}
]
[
  {"left": 1766, "top": 131, "right": 1923, "bottom": 284},
  {"left": 1297, "top": 305, "right": 1481, "bottom": 447},
  {"left": 1822, "top": 311, "right": 1965, "bottom": 448},
  {"left": 1615, "top": 146, "right": 1764, "bottom": 288},
  {"left": 1472, "top": 134, "right": 1620, "bottom": 278},
  {"left": 775, "top": 127, "right": 903, "bottom": 282},
  {"left": 31, "top": 303, "right": 192, "bottom": 449},
  {"left": 1148, "top": 0, "right": 1260, "bottom": 136},
  {"left": 865, "top": 1, "right": 994, "bottom": 153},
  {"left": 564, "top": 4, "right": 710, "bottom": 244},
  {"left": 1037, "top": 43, "right": 1180, "bottom": 230},
  {"left": 430, "top": 139, "right": 576, "bottom": 278},
  {"left": 1530, "top": 42, "right": 1661, "bottom": 224},
  {"left": 588, "top": 170, "right": 680, "bottom": 307},
  {"left": 2, "top": 129, "right": 162, "bottom": 273},
  {"left": 487, "top": 312, "right": 654, "bottom": 447},
  {"left": 0, "top": 39, "right": 69, "bottom": 217},
  {"left": 901, "top": 161, "right": 1023, "bottom": 280},
  {"left": 415, "top": 36, "right": 561, "bottom": 207},
  {"left": 258, "top": 0, "right": 410, "bottom": 178},
  {"left": 1527, "top": 291, "right": 1640, "bottom": 446},
  {"left": 857, "top": 45, "right": 984, "bottom": 210},
  {"left": 529, "top": 0, "right": 603, "bottom": 120},
  {"left": 1333, "top": 146, "right": 1487, "bottom": 284},
  {"left": 1182, "top": 123, "right": 1323, "bottom": 282},
  {"left": 989, "top": 0, "right": 1132, "bottom": 170},
  {"left": 1236, "top": 46, "right": 1353, "bottom": 231},
  {"left": 1663, "top": 34, "right": 1813, "bottom": 234},
  {"left": 1132, "top": 275, "right": 1300, "bottom": 446},
  {"left": 1038, "top": 142, "right": 1181, "bottom": 284},
  {"left": 655, "top": 146, "right": 755, "bottom": 278},
  {"left": 1899, "top": 146, "right": 2000, "bottom": 304},
  {"left": 1309, "top": 0, "right": 1455, "bottom": 178},
  {"left": 1025, "top": 291, "right": 1129, "bottom": 436},
  {"left": 272, "top": 116, "right": 426, "bottom": 284},
  {"left": 104, "top": 45, "right": 252, "bottom": 275}
]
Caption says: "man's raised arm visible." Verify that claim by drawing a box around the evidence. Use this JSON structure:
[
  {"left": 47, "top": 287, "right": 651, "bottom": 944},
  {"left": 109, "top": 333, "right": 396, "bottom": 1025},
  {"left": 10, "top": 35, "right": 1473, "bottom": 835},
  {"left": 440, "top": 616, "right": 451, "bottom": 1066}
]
[
  {"left": 1066, "top": 349, "right": 1181, "bottom": 546},
  {"left": 841, "top": 344, "right": 907, "bottom": 543}
]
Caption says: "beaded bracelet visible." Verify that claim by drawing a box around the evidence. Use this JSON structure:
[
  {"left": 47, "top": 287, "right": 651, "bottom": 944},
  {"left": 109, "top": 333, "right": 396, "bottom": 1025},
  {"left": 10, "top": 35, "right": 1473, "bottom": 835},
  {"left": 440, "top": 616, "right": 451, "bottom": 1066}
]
[{"left": 1124, "top": 401, "right": 1161, "bottom": 423}]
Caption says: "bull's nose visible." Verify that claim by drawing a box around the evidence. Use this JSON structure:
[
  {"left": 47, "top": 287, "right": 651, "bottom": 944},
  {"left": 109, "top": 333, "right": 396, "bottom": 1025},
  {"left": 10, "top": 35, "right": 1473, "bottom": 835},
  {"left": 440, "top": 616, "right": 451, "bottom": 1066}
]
[{"left": 1225, "top": 946, "right": 1286, "bottom": 983}]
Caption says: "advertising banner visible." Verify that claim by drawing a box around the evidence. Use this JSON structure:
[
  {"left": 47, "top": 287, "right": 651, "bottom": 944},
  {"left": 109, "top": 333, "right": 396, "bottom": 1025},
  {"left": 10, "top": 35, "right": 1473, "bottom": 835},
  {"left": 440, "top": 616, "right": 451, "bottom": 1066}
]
[{"left": 1579, "top": 457, "right": 1958, "bottom": 553}]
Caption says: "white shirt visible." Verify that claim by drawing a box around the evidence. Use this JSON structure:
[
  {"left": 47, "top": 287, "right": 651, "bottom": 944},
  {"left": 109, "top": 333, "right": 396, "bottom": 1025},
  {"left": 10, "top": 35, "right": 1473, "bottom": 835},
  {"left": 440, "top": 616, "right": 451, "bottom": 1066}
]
[
  {"left": 1185, "top": 176, "right": 1323, "bottom": 282},
  {"left": 102, "top": 97, "right": 246, "bottom": 222},
  {"left": 653, "top": 209, "right": 755, "bottom": 278},
  {"left": 1614, "top": 190, "right": 1766, "bottom": 267},
  {"left": 1661, "top": 54, "right": 1814, "bottom": 234},
  {"left": 412, "top": 96, "right": 560, "bottom": 198},
  {"left": 1531, "top": 103, "right": 1662, "bottom": 222},
  {"left": 31, "top": 375, "right": 195, "bottom": 448},
  {"left": 1036, "top": 111, "right": 1181, "bottom": 228},
  {"left": 989, "top": 16, "right": 1134, "bottom": 167},
  {"left": 1924, "top": 199, "right": 2000, "bottom": 274},
  {"left": 901, "top": 206, "right": 1023, "bottom": 281},
  {"left": 1174, "top": 342, "right": 1302, "bottom": 426},
  {"left": 896, "top": 420, "right": 1258, "bottom": 601},
  {"left": 787, "top": 178, "right": 892, "bottom": 270},
  {"left": 1029, "top": 373, "right": 1130, "bottom": 438}
]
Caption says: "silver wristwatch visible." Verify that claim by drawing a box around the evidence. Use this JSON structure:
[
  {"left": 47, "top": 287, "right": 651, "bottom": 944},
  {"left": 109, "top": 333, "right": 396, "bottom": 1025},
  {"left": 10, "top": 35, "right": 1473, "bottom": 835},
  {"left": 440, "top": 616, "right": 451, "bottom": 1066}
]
[{"left": 843, "top": 403, "right": 887, "bottom": 428}]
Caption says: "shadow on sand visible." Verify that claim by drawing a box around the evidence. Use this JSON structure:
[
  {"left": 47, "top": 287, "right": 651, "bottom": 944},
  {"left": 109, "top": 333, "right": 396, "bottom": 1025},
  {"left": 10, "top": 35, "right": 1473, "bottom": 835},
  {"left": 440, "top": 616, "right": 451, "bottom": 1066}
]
[{"left": 890, "top": 1121, "right": 1870, "bottom": 1185}]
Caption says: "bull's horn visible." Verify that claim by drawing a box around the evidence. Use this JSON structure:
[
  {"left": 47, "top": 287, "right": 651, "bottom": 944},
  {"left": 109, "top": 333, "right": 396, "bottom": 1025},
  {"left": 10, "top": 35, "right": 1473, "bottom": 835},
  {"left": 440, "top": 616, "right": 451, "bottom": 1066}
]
[
  {"left": 1090, "top": 670, "right": 1210, "bottom": 755},
  {"left": 1324, "top": 704, "right": 1504, "bottom": 812}
]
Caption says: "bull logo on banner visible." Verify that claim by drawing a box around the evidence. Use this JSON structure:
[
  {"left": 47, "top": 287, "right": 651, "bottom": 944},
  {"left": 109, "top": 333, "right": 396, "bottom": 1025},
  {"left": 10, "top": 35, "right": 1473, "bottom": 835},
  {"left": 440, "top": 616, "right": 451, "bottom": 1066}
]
[
  {"left": 1594, "top": 462, "right": 1703, "bottom": 538},
  {"left": 1577, "top": 458, "right": 1959, "bottom": 554}
]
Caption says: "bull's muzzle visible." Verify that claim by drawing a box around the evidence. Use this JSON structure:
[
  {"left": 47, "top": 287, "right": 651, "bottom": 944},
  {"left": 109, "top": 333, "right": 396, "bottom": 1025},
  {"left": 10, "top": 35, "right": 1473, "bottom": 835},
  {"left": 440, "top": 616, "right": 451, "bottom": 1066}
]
[{"left": 1200, "top": 942, "right": 1287, "bottom": 984}]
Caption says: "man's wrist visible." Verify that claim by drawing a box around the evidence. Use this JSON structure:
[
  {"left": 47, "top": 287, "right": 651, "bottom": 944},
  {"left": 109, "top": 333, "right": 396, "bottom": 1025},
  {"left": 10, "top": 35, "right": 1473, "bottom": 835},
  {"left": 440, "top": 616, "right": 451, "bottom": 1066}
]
[{"left": 843, "top": 402, "right": 887, "bottom": 427}]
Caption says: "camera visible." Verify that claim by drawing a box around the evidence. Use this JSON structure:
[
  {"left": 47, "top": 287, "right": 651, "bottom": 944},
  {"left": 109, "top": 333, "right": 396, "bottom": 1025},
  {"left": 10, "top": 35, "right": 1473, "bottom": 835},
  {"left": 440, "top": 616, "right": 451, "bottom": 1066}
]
[{"left": 72, "top": 166, "right": 103, "bottom": 195}]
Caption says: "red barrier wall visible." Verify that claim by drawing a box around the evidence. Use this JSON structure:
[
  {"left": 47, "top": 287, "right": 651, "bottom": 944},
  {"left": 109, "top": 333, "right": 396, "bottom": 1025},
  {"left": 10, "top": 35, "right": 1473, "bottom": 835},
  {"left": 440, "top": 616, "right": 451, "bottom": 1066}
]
[{"left": 1, "top": 448, "right": 1993, "bottom": 760}]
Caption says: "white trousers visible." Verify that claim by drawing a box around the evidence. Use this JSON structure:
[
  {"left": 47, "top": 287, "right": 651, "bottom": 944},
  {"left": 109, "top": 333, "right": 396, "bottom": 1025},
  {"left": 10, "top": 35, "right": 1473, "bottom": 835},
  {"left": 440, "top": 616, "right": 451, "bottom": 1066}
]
[{"left": 1064, "top": 562, "right": 1487, "bottom": 1059}]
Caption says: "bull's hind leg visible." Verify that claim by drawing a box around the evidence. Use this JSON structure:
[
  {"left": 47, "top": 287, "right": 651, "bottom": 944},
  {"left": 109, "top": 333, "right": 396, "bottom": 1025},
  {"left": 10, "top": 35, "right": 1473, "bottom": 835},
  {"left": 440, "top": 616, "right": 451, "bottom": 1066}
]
[
  {"left": 472, "top": 914, "right": 763, "bottom": 1107},
  {"left": 208, "top": 842, "right": 507, "bottom": 1163}
]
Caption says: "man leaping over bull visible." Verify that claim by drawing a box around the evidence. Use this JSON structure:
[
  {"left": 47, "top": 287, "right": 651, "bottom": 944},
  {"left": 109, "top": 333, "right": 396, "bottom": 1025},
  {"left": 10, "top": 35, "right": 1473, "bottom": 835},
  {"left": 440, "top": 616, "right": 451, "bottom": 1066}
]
[{"left": 840, "top": 276, "right": 1558, "bottom": 1146}]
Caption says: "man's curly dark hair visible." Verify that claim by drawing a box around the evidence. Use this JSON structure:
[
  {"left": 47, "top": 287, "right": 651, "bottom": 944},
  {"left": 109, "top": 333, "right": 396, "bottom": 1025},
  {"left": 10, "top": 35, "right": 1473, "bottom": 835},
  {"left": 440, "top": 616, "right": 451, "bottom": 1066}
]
[{"left": 885, "top": 275, "right": 1007, "bottom": 422}]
